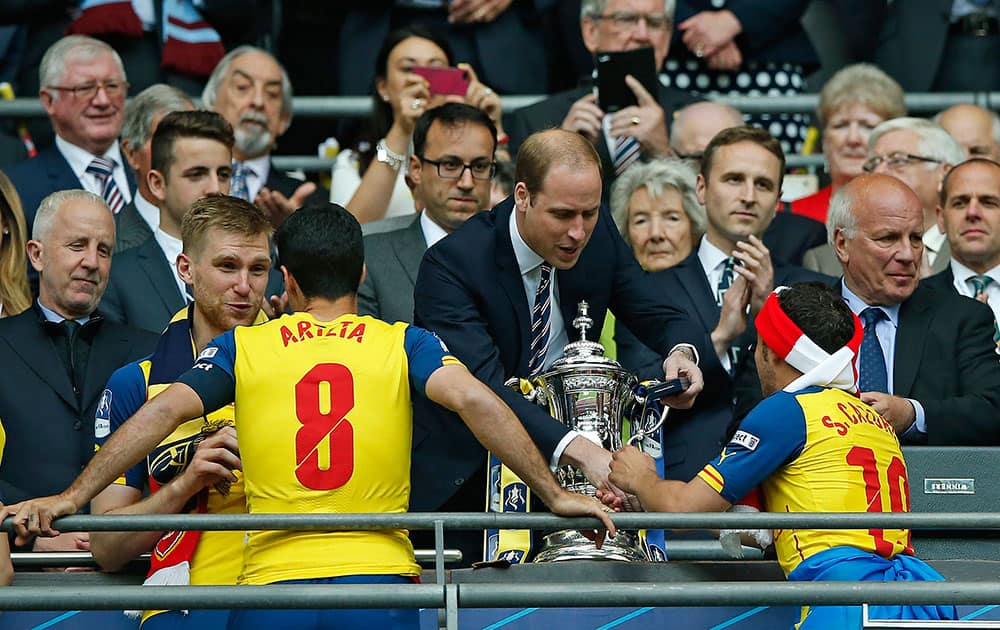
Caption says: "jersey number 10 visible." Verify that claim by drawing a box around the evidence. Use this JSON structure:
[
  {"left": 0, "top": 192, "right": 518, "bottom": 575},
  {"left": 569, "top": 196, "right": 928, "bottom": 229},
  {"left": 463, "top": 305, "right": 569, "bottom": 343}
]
[
  {"left": 294, "top": 363, "right": 355, "bottom": 490},
  {"left": 846, "top": 445, "right": 911, "bottom": 557}
]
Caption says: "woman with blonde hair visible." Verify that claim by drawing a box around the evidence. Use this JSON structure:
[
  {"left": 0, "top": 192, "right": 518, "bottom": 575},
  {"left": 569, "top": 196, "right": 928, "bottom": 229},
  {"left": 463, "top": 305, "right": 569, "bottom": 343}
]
[{"left": 0, "top": 170, "right": 30, "bottom": 318}]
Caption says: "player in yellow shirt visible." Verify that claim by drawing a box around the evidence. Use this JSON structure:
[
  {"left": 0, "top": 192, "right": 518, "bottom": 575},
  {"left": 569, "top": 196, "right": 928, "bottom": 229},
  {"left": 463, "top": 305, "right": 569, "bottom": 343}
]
[
  {"left": 9, "top": 203, "right": 615, "bottom": 630},
  {"left": 605, "top": 282, "right": 956, "bottom": 628},
  {"left": 90, "top": 194, "right": 277, "bottom": 628}
]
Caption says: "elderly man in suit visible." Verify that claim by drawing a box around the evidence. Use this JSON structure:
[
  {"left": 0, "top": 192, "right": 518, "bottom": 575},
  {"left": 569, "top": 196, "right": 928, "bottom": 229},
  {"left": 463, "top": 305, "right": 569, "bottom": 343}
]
[
  {"left": 115, "top": 84, "right": 195, "bottom": 253},
  {"left": 99, "top": 111, "right": 235, "bottom": 333},
  {"left": 6, "top": 35, "right": 137, "bottom": 292},
  {"left": 507, "top": 0, "right": 695, "bottom": 186},
  {"left": 202, "top": 46, "right": 324, "bottom": 228},
  {"left": 923, "top": 158, "right": 1000, "bottom": 330},
  {"left": 617, "top": 126, "right": 832, "bottom": 482},
  {"left": 360, "top": 103, "right": 496, "bottom": 324},
  {"left": 934, "top": 103, "right": 1000, "bottom": 162},
  {"left": 411, "top": 128, "right": 706, "bottom": 564},
  {"left": 0, "top": 190, "right": 157, "bottom": 552}
]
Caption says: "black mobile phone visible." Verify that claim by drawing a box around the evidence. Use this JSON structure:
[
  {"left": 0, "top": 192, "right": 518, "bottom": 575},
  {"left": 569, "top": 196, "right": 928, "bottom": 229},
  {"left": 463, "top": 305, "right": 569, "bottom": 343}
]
[{"left": 595, "top": 47, "right": 659, "bottom": 113}]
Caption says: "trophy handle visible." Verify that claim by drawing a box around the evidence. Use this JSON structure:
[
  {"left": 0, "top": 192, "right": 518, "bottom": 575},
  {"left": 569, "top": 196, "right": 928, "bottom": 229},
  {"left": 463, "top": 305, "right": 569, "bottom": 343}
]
[
  {"left": 624, "top": 376, "right": 689, "bottom": 447},
  {"left": 504, "top": 376, "right": 544, "bottom": 405}
]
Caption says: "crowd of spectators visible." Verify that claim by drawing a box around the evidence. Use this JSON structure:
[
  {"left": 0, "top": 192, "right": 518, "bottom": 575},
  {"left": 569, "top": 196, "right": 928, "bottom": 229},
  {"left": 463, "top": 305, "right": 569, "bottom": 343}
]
[{"left": 0, "top": 0, "right": 999, "bottom": 625}]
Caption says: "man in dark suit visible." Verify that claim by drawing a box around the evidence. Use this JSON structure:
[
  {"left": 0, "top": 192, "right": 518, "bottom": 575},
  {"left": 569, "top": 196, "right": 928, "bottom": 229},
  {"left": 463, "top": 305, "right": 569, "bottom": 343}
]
[
  {"left": 411, "top": 129, "right": 706, "bottom": 562},
  {"left": 923, "top": 158, "right": 1000, "bottom": 329},
  {"left": 100, "top": 111, "right": 236, "bottom": 334},
  {"left": 115, "top": 84, "right": 195, "bottom": 253},
  {"left": 828, "top": 174, "right": 1000, "bottom": 444},
  {"left": 617, "top": 126, "right": 833, "bottom": 481},
  {"left": 6, "top": 36, "right": 136, "bottom": 232},
  {"left": 202, "top": 46, "right": 325, "bottom": 228},
  {"left": 360, "top": 103, "right": 496, "bottom": 324},
  {"left": 0, "top": 190, "right": 157, "bottom": 551},
  {"left": 507, "top": 0, "right": 695, "bottom": 186}
]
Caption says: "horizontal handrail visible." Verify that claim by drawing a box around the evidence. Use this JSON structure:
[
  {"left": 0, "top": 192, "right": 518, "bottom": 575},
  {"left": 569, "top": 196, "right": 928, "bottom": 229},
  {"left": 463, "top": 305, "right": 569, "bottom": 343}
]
[
  {"left": 9, "top": 549, "right": 463, "bottom": 568},
  {"left": 0, "top": 92, "right": 997, "bottom": 118},
  {"left": 4, "top": 512, "right": 1000, "bottom": 532},
  {"left": 0, "top": 581, "right": 996, "bottom": 611}
]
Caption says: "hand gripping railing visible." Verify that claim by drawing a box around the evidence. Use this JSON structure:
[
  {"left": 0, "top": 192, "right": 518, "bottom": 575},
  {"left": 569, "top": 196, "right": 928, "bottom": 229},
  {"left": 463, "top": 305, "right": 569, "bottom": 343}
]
[{"left": 3, "top": 512, "right": 999, "bottom": 630}]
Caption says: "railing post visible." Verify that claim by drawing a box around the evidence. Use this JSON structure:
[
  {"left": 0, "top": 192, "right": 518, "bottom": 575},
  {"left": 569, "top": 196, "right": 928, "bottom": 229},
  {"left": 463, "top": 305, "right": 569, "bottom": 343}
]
[
  {"left": 445, "top": 584, "right": 459, "bottom": 630},
  {"left": 435, "top": 518, "right": 446, "bottom": 630}
]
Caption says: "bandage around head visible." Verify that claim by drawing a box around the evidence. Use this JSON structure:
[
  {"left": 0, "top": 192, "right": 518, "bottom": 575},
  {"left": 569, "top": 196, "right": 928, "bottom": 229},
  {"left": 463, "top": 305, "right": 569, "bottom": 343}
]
[{"left": 755, "top": 287, "right": 864, "bottom": 393}]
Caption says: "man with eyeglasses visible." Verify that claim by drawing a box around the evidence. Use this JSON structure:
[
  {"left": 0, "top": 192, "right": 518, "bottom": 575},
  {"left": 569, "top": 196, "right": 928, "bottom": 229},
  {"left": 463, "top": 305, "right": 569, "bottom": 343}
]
[
  {"left": 508, "top": 0, "right": 694, "bottom": 188},
  {"left": 865, "top": 117, "right": 967, "bottom": 276},
  {"left": 359, "top": 103, "right": 497, "bottom": 325},
  {"left": 6, "top": 35, "right": 136, "bottom": 279}
]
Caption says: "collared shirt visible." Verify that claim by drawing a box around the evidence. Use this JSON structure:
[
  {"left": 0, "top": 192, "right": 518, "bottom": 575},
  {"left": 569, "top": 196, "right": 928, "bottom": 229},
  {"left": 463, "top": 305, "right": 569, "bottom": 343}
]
[
  {"left": 55, "top": 136, "right": 132, "bottom": 205},
  {"left": 38, "top": 300, "right": 90, "bottom": 326},
  {"left": 923, "top": 225, "right": 947, "bottom": 267},
  {"left": 697, "top": 237, "right": 735, "bottom": 370},
  {"left": 236, "top": 154, "right": 272, "bottom": 202},
  {"left": 153, "top": 228, "right": 186, "bottom": 300},
  {"left": 133, "top": 191, "right": 160, "bottom": 234},
  {"left": 840, "top": 283, "right": 927, "bottom": 433},
  {"left": 509, "top": 210, "right": 573, "bottom": 468},
  {"left": 951, "top": 0, "right": 997, "bottom": 19},
  {"left": 420, "top": 211, "right": 449, "bottom": 249},
  {"left": 950, "top": 258, "right": 1000, "bottom": 324}
]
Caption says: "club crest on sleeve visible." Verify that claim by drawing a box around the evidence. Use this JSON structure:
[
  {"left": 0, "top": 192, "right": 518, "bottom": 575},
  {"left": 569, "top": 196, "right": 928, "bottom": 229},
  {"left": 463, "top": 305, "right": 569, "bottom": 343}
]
[
  {"left": 730, "top": 430, "right": 760, "bottom": 451},
  {"left": 95, "top": 389, "right": 113, "bottom": 438},
  {"left": 198, "top": 347, "right": 218, "bottom": 360}
]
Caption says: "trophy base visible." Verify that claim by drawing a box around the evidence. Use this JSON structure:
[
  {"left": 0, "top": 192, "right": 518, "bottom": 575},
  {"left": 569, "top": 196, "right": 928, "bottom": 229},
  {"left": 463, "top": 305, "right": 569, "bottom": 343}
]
[{"left": 533, "top": 529, "right": 649, "bottom": 562}]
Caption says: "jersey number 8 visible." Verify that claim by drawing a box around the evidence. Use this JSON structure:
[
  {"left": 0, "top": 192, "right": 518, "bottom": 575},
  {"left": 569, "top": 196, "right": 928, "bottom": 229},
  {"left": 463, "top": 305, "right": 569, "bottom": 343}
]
[{"left": 294, "top": 363, "right": 355, "bottom": 490}]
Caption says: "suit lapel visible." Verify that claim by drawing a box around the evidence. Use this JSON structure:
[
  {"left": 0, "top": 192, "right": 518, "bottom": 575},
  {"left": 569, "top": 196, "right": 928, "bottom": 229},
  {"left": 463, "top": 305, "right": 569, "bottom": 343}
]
[
  {"left": 894, "top": 286, "right": 934, "bottom": 396},
  {"left": 931, "top": 240, "right": 951, "bottom": 274},
  {"left": 673, "top": 252, "right": 719, "bottom": 332},
  {"left": 137, "top": 243, "right": 185, "bottom": 314},
  {"left": 47, "top": 149, "right": 84, "bottom": 191},
  {"left": 494, "top": 202, "right": 533, "bottom": 364},
  {"left": 1, "top": 312, "right": 78, "bottom": 409},
  {"left": 392, "top": 216, "right": 428, "bottom": 287},
  {"left": 80, "top": 322, "right": 127, "bottom": 410}
]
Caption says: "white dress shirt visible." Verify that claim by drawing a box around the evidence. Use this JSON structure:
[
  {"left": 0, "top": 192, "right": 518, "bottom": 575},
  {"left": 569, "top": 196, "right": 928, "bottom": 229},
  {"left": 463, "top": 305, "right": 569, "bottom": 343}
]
[
  {"left": 153, "top": 228, "right": 187, "bottom": 301},
  {"left": 950, "top": 259, "right": 1000, "bottom": 324},
  {"left": 133, "top": 191, "right": 160, "bottom": 234},
  {"left": 698, "top": 237, "right": 735, "bottom": 370},
  {"left": 923, "top": 225, "right": 947, "bottom": 268},
  {"left": 841, "top": 283, "right": 928, "bottom": 434},
  {"left": 56, "top": 136, "right": 132, "bottom": 205},
  {"left": 420, "top": 211, "right": 449, "bottom": 249}
]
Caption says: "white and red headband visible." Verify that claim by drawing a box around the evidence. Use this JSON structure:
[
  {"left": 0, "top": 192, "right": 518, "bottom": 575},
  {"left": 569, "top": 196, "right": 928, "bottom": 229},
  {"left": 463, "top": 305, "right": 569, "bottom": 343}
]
[{"left": 756, "top": 287, "right": 864, "bottom": 393}]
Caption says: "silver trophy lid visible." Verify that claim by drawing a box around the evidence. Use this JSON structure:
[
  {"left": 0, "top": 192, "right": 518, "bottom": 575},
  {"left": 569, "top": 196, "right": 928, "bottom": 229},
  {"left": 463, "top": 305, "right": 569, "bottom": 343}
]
[{"left": 548, "top": 301, "right": 622, "bottom": 370}]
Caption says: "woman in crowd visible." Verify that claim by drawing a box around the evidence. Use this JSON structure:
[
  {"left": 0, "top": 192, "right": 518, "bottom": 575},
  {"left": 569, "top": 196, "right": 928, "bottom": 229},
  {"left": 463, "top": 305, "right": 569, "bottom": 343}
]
[
  {"left": 0, "top": 170, "right": 30, "bottom": 319},
  {"left": 790, "top": 64, "right": 906, "bottom": 223},
  {"left": 330, "top": 24, "right": 508, "bottom": 224},
  {"left": 600, "top": 158, "right": 705, "bottom": 358}
]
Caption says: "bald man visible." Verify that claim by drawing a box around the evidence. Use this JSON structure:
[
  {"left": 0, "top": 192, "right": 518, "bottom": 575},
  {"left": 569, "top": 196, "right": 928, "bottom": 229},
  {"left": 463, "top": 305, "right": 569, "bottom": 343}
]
[
  {"left": 935, "top": 103, "right": 1000, "bottom": 162},
  {"left": 669, "top": 101, "right": 744, "bottom": 160}
]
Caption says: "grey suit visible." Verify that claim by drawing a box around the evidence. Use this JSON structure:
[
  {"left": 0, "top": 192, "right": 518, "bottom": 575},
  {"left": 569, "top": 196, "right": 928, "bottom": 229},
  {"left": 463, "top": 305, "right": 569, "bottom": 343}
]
[
  {"left": 359, "top": 216, "right": 425, "bottom": 324},
  {"left": 114, "top": 200, "right": 154, "bottom": 254},
  {"left": 100, "top": 236, "right": 185, "bottom": 334},
  {"left": 803, "top": 241, "right": 950, "bottom": 277}
]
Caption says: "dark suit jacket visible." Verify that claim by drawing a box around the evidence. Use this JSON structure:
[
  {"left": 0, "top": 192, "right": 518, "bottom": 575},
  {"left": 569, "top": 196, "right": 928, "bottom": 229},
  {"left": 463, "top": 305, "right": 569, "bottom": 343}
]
[
  {"left": 410, "top": 196, "right": 707, "bottom": 510},
  {"left": 506, "top": 84, "right": 697, "bottom": 183},
  {"left": 0, "top": 306, "right": 157, "bottom": 506},
  {"left": 100, "top": 234, "right": 286, "bottom": 334},
  {"left": 114, "top": 200, "right": 154, "bottom": 254},
  {"left": 359, "top": 215, "right": 424, "bottom": 324},
  {"left": 264, "top": 159, "right": 328, "bottom": 207},
  {"left": 873, "top": 0, "right": 952, "bottom": 91},
  {"left": 765, "top": 211, "right": 828, "bottom": 267},
  {"left": 616, "top": 247, "right": 833, "bottom": 481}
]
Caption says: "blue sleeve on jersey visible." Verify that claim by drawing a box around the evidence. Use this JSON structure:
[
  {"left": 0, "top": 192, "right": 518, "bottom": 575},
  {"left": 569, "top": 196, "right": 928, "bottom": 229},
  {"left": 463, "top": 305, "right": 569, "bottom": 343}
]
[
  {"left": 707, "top": 390, "right": 808, "bottom": 503},
  {"left": 96, "top": 360, "right": 149, "bottom": 489},
  {"left": 176, "top": 331, "right": 237, "bottom": 413},
  {"left": 404, "top": 325, "right": 458, "bottom": 398}
]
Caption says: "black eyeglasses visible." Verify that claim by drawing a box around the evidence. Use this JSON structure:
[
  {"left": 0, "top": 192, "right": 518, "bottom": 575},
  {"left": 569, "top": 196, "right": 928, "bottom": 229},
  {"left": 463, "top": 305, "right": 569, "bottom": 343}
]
[
  {"left": 419, "top": 156, "right": 495, "bottom": 180},
  {"left": 46, "top": 80, "right": 129, "bottom": 100},
  {"left": 593, "top": 11, "right": 672, "bottom": 31},
  {"left": 862, "top": 152, "right": 942, "bottom": 173}
]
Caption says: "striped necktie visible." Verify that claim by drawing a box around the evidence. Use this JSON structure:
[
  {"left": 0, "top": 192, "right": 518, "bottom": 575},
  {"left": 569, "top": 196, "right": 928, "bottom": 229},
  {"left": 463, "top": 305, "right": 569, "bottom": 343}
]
[
  {"left": 230, "top": 161, "right": 253, "bottom": 201},
  {"left": 527, "top": 263, "right": 553, "bottom": 377},
  {"left": 612, "top": 135, "right": 641, "bottom": 176},
  {"left": 968, "top": 274, "right": 993, "bottom": 298},
  {"left": 715, "top": 257, "right": 736, "bottom": 306},
  {"left": 86, "top": 156, "right": 125, "bottom": 214}
]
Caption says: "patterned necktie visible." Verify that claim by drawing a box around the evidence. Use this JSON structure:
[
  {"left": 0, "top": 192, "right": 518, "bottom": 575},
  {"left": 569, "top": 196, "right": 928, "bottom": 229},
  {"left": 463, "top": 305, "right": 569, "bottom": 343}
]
[
  {"left": 968, "top": 274, "right": 993, "bottom": 298},
  {"left": 86, "top": 156, "right": 125, "bottom": 214},
  {"left": 715, "top": 257, "right": 736, "bottom": 306},
  {"left": 612, "top": 135, "right": 641, "bottom": 176},
  {"left": 230, "top": 161, "right": 253, "bottom": 201},
  {"left": 858, "top": 307, "right": 889, "bottom": 393},
  {"left": 527, "top": 263, "right": 553, "bottom": 377}
]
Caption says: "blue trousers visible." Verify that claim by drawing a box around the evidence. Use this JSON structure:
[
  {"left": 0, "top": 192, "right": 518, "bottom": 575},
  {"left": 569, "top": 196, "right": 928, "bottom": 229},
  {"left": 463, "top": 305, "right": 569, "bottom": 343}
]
[
  {"left": 226, "top": 575, "right": 419, "bottom": 630},
  {"left": 787, "top": 546, "right": 957, "bottom": 629}
]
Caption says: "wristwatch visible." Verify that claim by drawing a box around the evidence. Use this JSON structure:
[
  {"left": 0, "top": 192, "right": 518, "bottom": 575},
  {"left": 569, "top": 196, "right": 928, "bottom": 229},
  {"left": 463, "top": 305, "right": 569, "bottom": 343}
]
[{"left": 375, "top": 139, "right": 405, "bottom": 171}]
